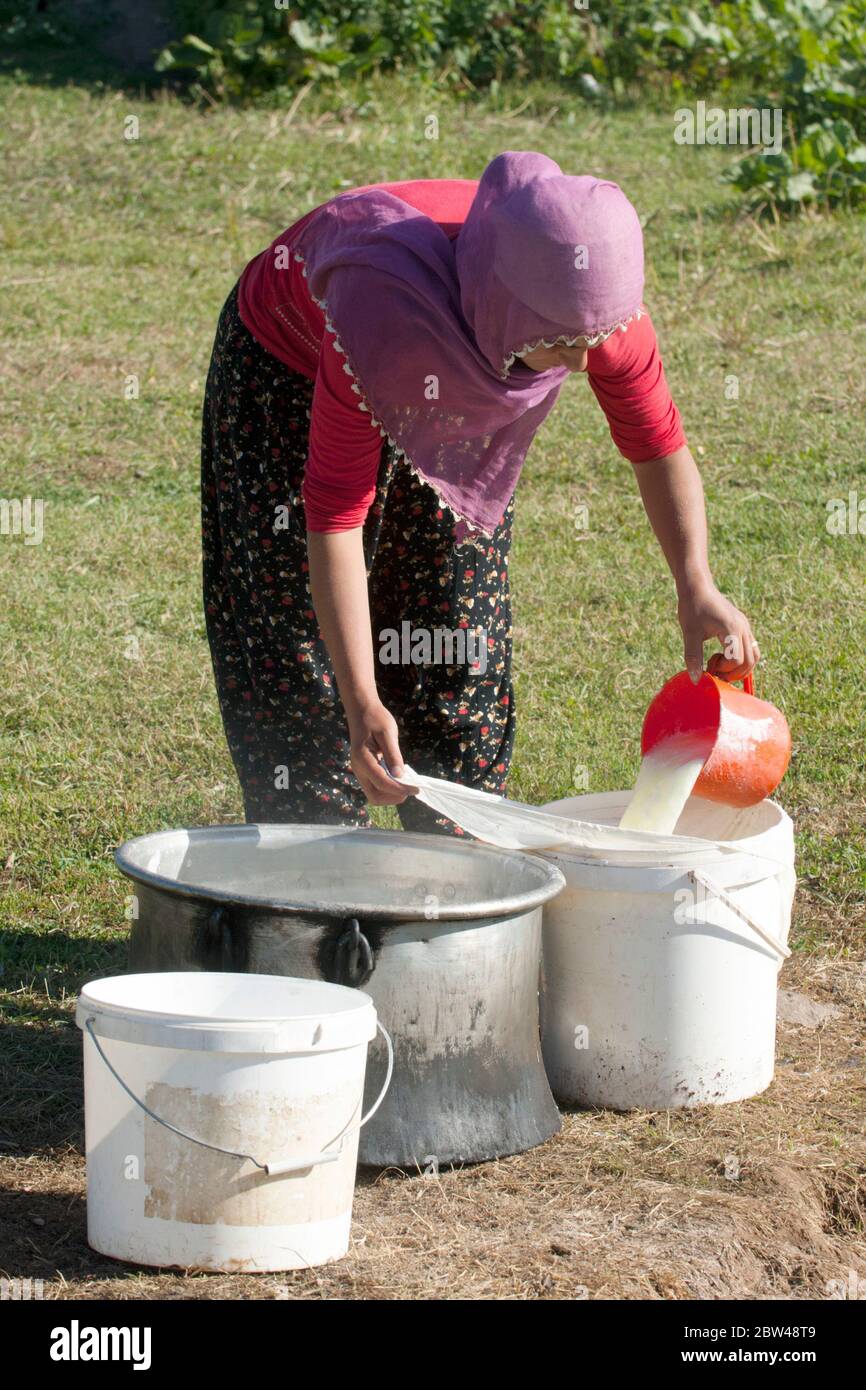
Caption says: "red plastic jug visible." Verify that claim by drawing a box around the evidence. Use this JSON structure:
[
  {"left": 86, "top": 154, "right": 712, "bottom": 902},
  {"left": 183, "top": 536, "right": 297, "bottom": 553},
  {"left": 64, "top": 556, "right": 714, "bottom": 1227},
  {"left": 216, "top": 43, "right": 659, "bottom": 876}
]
[{"left": 641, "top": 671, "right": 792, "bottom": 808}]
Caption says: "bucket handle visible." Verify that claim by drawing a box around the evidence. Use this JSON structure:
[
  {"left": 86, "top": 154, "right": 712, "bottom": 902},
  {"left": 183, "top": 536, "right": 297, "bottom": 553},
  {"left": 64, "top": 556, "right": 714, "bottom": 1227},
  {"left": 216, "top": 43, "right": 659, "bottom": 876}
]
[
  {"left": 83, "top": 1016, "right": 394, "bottom": 1177},
  {"left": 689, "top": 870, "right": 790, "bottom": 963},
  {"left": 712, "top": 670, "right": 755, "bottom": 696}
]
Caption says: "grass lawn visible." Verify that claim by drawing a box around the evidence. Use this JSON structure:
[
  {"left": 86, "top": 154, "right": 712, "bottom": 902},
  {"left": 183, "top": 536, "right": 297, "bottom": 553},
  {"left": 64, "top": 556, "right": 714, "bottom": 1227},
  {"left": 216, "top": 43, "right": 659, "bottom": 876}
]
[{"left": 0, "top": 67, "right": 864, "bottom": 1299}]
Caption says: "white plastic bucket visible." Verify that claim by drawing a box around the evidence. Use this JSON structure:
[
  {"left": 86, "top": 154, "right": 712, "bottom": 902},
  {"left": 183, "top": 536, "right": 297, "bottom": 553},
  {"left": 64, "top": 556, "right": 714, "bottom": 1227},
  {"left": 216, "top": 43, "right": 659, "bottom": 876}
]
[
  {"left": 537, "top": 791, "right": 796, "bottom": 1110},
  {"left": 76, "top": 973, "right": 382, "bottom": 1272}
]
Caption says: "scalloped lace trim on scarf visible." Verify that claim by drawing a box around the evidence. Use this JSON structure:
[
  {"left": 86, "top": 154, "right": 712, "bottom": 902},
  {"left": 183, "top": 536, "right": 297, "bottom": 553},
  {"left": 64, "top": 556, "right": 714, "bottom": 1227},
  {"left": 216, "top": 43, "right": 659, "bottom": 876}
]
[
  {"left": 502, "top": 308, "right": 645, "bottom": 376},
  {"left": 292, "top": 250, "right": 490, "bottom": 547}
]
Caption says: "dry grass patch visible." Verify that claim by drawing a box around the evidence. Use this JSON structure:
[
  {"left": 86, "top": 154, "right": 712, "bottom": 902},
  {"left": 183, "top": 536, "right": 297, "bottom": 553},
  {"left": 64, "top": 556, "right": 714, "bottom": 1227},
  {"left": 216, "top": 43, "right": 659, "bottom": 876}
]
[{"left": 1, "top": 955, "right": 862, "bottom": 1302}]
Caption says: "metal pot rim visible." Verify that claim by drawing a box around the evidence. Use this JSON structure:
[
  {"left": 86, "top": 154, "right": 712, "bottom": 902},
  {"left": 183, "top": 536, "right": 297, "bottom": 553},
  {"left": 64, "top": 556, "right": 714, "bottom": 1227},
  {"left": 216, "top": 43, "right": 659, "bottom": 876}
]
[{"left": 115, "top": 822, "right": 566, "bottom": 922}]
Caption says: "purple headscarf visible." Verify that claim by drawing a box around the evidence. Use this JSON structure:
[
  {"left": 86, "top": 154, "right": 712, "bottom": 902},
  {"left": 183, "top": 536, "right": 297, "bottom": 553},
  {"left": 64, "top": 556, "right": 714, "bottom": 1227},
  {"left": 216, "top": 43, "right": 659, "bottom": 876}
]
[{"left": 293, "top": 151, "right": 644, "bottom": 539}]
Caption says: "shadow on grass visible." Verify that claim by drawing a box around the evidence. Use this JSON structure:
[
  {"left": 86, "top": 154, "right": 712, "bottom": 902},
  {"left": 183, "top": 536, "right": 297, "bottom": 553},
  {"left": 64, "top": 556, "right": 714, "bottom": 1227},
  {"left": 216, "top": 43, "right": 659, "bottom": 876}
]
[
  {"left": 0, "top": 1184, "right": 164, "bottom": 1283},
  {"left": 0, "top": 932, "right": 128, "bottom": 1153},
  {"left": 0, "top": 1014, "right": 85, "bottom": 1153},
  {"left": 0, "top": 0, "right": 177, "bottom": 93},
  {"left": 0, "top": 927, "right": 128, "bottom": 1000}
]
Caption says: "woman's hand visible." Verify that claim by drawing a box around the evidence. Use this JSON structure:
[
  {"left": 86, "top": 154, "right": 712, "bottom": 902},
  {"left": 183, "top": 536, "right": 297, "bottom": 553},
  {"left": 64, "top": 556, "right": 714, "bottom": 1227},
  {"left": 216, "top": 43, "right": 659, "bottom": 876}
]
[
  {"left": 306, "top": 528, "right": 411, "bottom": 805},
  {"left": 677, "top": 579, "right": 760, "bottom": 684},
  {"left": 348, "top": 698, "right": 410, "bottom": 806}
]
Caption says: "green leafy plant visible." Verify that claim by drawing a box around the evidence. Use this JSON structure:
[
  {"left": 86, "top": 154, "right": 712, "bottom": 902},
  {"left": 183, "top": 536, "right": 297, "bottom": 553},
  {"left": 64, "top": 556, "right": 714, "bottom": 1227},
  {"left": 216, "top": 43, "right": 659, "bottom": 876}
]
[
  {"left": 155, "top": 0, "right": 866, "bottom": 209},
  {"left": 155, "top": 3, "right": 357, "bottom": 97},
  {"left": 723, "top": 1, "right": 866, "bottom": 207},
  {"left": 729, "top": 117, "right": 866, "bottom": 206}
]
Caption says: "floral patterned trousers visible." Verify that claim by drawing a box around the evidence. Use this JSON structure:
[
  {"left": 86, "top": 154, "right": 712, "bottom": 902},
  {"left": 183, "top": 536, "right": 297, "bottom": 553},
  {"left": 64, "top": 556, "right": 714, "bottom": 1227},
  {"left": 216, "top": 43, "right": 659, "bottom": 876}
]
[{"left": 201, "top": 285, "right": 516, "bottom": 835}]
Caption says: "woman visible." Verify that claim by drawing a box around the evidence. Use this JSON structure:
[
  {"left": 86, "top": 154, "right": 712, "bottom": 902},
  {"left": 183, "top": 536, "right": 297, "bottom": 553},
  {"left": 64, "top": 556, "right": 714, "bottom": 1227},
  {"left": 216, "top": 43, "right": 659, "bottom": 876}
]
[{"left": 201, "top": 150, "right": 758, "bottom": 832}]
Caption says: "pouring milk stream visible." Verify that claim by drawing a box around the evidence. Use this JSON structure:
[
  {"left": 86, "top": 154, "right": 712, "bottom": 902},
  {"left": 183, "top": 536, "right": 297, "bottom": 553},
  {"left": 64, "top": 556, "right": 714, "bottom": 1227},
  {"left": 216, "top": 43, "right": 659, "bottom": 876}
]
[{"left": 618, "top": 733, "right": 708, "bottom": 834}]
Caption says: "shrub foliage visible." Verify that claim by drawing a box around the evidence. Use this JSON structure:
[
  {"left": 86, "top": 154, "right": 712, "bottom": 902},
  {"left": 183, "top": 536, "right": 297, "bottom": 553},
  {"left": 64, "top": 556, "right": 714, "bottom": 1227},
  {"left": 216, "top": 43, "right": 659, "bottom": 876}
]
[{"left": 154, "top": 1, "right": 866, "bottom": 208}]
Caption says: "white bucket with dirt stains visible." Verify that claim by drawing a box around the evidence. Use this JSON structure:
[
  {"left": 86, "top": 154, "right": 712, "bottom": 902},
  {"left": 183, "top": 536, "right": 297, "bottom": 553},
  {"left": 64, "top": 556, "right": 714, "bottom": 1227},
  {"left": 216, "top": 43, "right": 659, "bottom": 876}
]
[
  {"left": 537, "top": 792, "right": 796, "bottom": 1110},
  {"left": 76, "top": 972, "right": 379, "bottom": 1272}
]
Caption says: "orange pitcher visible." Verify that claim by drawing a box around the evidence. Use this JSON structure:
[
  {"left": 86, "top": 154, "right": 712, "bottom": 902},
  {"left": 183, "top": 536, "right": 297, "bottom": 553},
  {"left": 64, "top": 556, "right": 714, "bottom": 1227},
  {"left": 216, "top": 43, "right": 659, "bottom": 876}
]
[{"left": 641, "top": 671, "right": 792, "bottom": 808}]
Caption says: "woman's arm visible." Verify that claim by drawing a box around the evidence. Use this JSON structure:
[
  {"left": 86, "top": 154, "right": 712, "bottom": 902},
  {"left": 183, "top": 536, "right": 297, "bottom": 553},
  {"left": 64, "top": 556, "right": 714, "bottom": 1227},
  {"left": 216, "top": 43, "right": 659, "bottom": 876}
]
[
  {"left": 306, "top": 528, "right": 409, "bottom": 805},
  {"left": 632, "top": 445, "right": 759, "bottom": 682},
  {"left": 586, "top": 313, "right": 758, "bottom": 681}
]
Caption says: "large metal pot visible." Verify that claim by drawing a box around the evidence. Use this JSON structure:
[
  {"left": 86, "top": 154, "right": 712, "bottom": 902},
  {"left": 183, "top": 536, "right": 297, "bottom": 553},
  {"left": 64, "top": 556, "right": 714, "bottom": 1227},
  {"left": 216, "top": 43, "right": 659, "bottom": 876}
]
[{"left": 117, "top": 824, "right": 566, "bottom": 1168}]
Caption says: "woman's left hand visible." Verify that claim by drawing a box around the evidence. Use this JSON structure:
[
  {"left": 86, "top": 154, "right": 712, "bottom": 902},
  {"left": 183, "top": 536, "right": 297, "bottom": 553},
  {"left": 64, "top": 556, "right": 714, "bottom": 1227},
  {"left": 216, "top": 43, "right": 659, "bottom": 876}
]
[{"left": 677, "top": 580, "right": 760, "bottom": 684}]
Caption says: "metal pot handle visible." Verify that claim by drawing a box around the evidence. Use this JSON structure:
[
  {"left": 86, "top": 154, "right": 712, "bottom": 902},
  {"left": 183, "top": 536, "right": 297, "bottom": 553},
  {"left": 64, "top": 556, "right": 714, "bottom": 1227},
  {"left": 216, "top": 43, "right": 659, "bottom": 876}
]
[
  {"left": 332, "top": 917, "right": 375, "bottom": 987},
  {"left": 203, "top": 904, "right": 233, "bottom": 971},
  {"left": 203, "top": 908, "right": 375, "bottom": 985}
]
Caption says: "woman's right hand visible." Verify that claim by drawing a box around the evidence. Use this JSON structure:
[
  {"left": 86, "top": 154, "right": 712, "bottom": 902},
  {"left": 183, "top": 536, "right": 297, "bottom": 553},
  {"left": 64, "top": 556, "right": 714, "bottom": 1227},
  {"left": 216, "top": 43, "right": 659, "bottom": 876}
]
[{"left": 348, "top": 698, "right": 410, "bottom": 805}]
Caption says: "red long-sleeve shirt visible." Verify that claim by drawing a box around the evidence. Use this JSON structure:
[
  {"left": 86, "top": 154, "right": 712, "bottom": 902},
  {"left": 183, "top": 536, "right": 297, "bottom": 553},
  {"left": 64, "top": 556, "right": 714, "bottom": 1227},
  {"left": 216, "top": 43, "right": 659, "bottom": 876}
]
[{"left": 237, "top": 179, "right": 685, "bottom": 532}]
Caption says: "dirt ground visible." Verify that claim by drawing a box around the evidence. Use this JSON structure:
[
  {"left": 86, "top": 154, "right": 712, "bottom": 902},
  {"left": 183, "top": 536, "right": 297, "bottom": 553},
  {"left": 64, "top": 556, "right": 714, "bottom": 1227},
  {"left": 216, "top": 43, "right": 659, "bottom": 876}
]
[{"left": 1, "top": 949, "right": 863, "bottom": 1302}]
